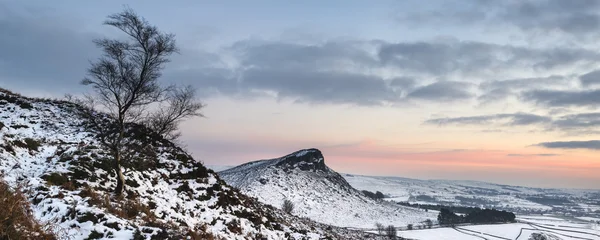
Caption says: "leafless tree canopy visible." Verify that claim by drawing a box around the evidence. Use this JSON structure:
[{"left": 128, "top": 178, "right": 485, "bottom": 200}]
[
  {"left": 82, "top": 8, "right": 177, "bottom": 124},
  {"left": 145, "top": 86, "right": 204, "bottom": 141},
  {"left": 81, "top": 8, "right": 203, "bottom": 195}
]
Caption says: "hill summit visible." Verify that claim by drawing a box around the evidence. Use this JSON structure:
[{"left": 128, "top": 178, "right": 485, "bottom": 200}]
[{"left": 219, "top": 149, "right": 436, "bottom": 228}]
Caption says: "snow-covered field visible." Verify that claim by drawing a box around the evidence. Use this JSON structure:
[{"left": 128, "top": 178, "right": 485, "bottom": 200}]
[
  {"left": 392, "top": 219, "right": 600, "bottom": 240},
  {"left": 343, "top": 173, "right": 600, "bottom": 217}
]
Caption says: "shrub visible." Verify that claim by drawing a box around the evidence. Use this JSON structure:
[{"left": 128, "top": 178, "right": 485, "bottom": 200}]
[
  {"left": 42, "top": 173, "right": 69, "bottom": 187},
  {"left": 0, "top": 179, "right": 57, "bottom": 239},
  {"left": 282, "top": 199, "right": 294, "bottom": 214},
  {"left": 407, "top": 224, "right": 413, "bottom": 230},
  {"left": 24, "top": 138, "right": 41, "bottom": 151},
  {"left": 425, "top": 219, "right": 433, "bottom": 229},
  {"left": 529, "top": 233, "right": 548, "bottom": 240}
]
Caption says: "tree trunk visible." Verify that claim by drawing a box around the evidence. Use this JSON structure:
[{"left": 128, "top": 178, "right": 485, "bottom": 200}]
[
  {"left": 114, "top": 149, "right": 125, "bottom": 196},
  {"left": 114, "top": 125, "right": 125, "bottom": 196}
]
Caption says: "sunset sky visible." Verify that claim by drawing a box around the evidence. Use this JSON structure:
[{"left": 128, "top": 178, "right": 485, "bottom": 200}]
[{"left": 1, "top": 0, "right": 599, "bottom": 189}]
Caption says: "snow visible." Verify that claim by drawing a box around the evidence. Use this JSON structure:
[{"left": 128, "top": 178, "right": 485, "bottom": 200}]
[
  {"left": 396, "top": 227, "right": 483, "bottom": 240},
  {"left": 342, "top": 173, "right": 600, "bottom": 215},
  {"left": 0, "top": 92, "right": 361, "bottom": 240},
  {"left": 392, "top": 222, "right": 600, "bottom": 240},
  {"left": 219, "top": 150, "right": 437, "bottom": 229},
  {"left": 578, "top": 217, "right": 600, "bottom": 222}
]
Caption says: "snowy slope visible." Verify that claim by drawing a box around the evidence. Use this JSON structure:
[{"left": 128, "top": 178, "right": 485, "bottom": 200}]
[
  {"left": 343, "top": 173, "right": 600, "bottom": 217},
  {"left": 218, "top": 149, "right": 437, "bottom": 229},
  {"left": 0, "top": 89, "right": 374, "bottom": 240}
]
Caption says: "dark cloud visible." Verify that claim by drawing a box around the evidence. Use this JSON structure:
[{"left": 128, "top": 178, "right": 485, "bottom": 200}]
[
  {"left": 502, "top": 0, "right": 600, "bottom": 35},
  {"left": 407, "top": 81, "right": 474, "bottom": 101},
  {"left": 478, "top": 75, "right": 570, "bottom": 103},
  {"left": 402, "top": 0, "right": 600, "bottom": 39},
  {"left": 481, "top": 75, "right": 568, "bottom": 91},
  {"left": 521, "top": 89, "right": 600, "bottom": 108},
  {"left": 241, "top": 68, "right": 399, "bottom": 105},
  {"left": 232, "top": 40, "right": 378, "bottom": 70},
  {"left": 580, "top": 69, "right": 600, "bottom": 86},
  {"left": 425, "top": 113, "right": 551, "bottom": 126},
  {"left": 378, "top": 41, "right": 600, "bottom": 76},
  {"left": 426, "top": 111, "right": 600, "bottom": 135},
  {"left": 506, "top": 153, "right": 560, "bottom": 157},
  {"left": 535, "top": 140, "right": 600, "bottom": 150},
  {"left": 551, "top": 112, "right": 600, "bottom": 132}
]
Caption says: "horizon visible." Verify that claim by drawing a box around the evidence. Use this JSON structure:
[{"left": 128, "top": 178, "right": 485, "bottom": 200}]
[{"left": 1, "top": 0, "right": 600, "bottom": 189}]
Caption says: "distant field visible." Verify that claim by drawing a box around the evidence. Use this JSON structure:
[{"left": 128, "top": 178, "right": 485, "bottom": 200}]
[{"left": 378, "top": 216, "right": 600, "bottom": 240}]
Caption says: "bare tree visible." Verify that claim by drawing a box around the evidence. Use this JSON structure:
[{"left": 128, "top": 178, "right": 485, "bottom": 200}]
[
  {"left": 385, "top": 225, "right": 396, "bottom": 240},
  {"left": 145, "top": 85, "right": 204, "bottom": 141},
  {"left": 81, "top": 8, "right": 203, "bottom": 196},
  {"left": 375, "top": 222, "right": 385, "bottom": 236},
  {"left": 282, "top": 199, "right": 294, "bottom": 214}
]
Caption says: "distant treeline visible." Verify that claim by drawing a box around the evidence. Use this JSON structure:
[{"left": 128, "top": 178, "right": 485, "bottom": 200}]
[
  {"left": 396, "top": 202, "right": 485, "bottom": 214},
  {"left": 361, "top": 190, "right": 384, "bottom": 200},
  {"left": 438, "top": 208, "right": 516, "bottom": 225}
]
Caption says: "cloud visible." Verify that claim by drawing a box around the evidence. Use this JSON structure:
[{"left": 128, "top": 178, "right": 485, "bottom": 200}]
[
  {"left": 232, "top": 40, "right": 379, "bottom": 71},
  {"left": 241, "top": 68, "right": 400, "bottom": 106},
  {"left": 506, "top": 153, "right": 560, "bottom": 157},
  {"left": 501, "top": 0, "right": 600, "bottom": 35},
  {"left": 478, "top": 75, "right": 571, "bottom": 103},
  {"left": 535, "top": 140, "right": 600, "bottom": 150},
  {"left": 390, "top": 77, "right": 416, "bottom": 90},
  {"left": 3, "top": 1, "right": 600, "bottom": 109},
  {"left": 521, "top": 89, "right": 600, "bottom": 108},
  {"left": 425, "top": 113, "right": 551, "bottom": 126},
  {"left": 407, "top": 81, "right": 474, "bottom": 101},
  {"left": 550, "top": 112, "right": 600, "bottom": 133},
  {"left": 401, "top": 0, "right": 600, "bottom": 39},
  {"left": 580, "top": 69, "right": 600, "bottom": 86},
  {"left": 377, "top": 40, "right": 600, "bottom": 77}
]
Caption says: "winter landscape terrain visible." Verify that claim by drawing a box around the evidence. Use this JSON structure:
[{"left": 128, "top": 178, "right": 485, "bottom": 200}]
[
  {"left": 218, "top": 148, "right": 437, "bottom": 229},
  {"left": 344, "top": 174, "right": 600, "bottom": 218},
  {"left": 215, "top": 150, "right": 600, "bottom": 239},
  {"left": 1, "top": 88, "right": 598, "bottom": 239},
  {"left": 0, "top": 89, "right": 375, "bottom": 239}
]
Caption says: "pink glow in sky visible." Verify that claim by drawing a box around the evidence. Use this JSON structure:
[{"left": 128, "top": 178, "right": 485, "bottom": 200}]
[{"left": 2, "top": 1, "right": 600, "bottom": 189}]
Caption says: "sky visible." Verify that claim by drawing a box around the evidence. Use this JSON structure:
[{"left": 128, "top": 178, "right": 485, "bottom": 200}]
[{"left": 1, "top": 0, "right": 600, "bottom": 189}]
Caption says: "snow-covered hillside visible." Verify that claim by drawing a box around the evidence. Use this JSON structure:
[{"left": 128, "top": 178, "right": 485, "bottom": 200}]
[
  {"left": 0, "top": 89, "right": 373, "bottom": 240},
  {"left": 343, "top": 174, "right": 600, "bottom": 217},
  {"left": 218, "top": 149, "right": 436, "bottom": 229}
]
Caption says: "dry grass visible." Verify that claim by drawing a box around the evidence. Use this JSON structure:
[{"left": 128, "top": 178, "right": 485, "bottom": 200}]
[{"left": 0, "top": 178, "right": 57, "bottom": 240}]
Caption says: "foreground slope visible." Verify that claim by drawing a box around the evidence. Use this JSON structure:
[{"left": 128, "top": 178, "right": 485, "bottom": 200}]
[
  {"left": 219, "top": 149, "right": 436, "bottom": 228},
  {"left": 0, "top": 89, "right": 372, "bottom": 240}
]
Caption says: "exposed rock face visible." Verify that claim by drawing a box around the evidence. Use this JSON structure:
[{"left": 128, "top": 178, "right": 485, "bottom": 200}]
[{"left": 275, "top": 148, "right": 326, "bottom": 172}]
